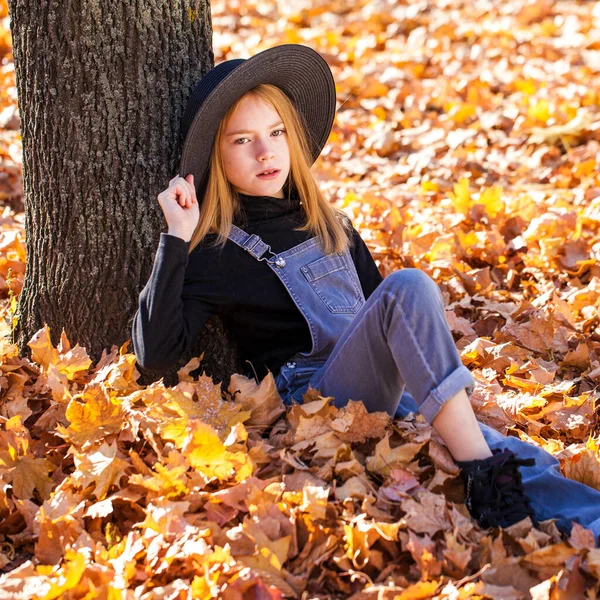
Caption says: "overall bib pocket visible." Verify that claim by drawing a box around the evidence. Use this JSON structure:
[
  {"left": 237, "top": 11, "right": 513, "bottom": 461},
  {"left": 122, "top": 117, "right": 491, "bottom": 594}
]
[{"left": 300, "top": 253, "right": 363, "bottom": 314}]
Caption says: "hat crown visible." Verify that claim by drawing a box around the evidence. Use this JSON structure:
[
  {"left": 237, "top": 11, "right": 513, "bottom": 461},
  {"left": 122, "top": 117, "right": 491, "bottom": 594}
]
[{"left": 181, "top": 58, "right": 246, "bottom": 140}]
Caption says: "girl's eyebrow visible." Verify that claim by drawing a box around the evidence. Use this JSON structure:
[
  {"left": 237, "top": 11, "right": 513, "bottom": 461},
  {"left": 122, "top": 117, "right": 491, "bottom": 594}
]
[{"left": 225, "top": 121, "right": 284, "bottom": 136}]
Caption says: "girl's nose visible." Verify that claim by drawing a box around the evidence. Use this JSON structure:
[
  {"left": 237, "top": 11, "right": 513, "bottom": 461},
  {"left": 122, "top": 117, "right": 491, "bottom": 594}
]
[{"left": 256, "top": 141, "right": 275, "bottom": 161}]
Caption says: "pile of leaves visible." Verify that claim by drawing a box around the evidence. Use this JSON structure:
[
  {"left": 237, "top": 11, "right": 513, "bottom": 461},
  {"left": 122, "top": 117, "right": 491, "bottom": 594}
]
[
  {"left": 0, "top": 329, "right": 598, "bottom": 599},
  {"left": 0, "top": 0, "right": 599, "bottom": 597}
]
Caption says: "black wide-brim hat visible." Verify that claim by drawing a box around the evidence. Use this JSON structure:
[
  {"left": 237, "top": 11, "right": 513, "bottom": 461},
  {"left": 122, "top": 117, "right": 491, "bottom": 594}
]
[{"left": 179, "top": 44, "right": 336, "bottom": 200}]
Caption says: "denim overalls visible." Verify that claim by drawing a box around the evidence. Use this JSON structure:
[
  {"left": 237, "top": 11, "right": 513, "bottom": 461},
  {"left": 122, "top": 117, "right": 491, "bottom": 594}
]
[
  {"left": 228, "top": 223, "right": 600, "bottom": 540},
  {"left": 227, "top": 222, "right": 367, "bottom": 405}
]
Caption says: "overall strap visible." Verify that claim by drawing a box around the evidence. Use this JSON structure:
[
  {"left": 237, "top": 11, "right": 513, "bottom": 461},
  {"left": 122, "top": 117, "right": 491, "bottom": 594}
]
[{"left": 227, "top": 224, "right": 286, "bottom": 268}]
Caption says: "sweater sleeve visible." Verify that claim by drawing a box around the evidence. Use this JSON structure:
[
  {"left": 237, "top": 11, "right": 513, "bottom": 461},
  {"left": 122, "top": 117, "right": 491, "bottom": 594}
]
[
  {"left": 349, "top": 227, "right": 383, "bottom": 299},
  {"left": 132, "top": 233, "right": 215, "bottom": 371}
]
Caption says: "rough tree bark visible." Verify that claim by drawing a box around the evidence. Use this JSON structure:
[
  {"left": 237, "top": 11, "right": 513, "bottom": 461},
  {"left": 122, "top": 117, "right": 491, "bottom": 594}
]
[{"left": 9, "top": 0, "right": 243, "bottom": 384}]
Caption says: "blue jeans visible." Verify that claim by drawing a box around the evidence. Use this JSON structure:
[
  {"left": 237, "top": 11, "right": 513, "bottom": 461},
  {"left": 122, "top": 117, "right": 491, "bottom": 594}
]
[
  {"left": 280, "top": 269, "right": 474, "bottom": 422},
  {"left": 276, "top": 268, "right": 600, "bottom": 539}
]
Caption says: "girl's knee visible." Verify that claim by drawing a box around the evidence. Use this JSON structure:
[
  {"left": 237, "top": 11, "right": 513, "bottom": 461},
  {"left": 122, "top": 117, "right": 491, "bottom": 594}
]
[{"left": 382, "top": 268, "right": 442, "bottom": 301}]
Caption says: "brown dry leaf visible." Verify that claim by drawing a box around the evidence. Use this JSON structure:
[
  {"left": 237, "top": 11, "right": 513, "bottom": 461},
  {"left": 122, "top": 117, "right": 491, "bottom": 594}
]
[
  {"left": 404, "top": 530, "right": 442, "bottom": 580},
  {"left": 561, "top": 342, "right": 591, "bottom": 369},
  {"left": 239, "top": 515, "right": 292, "bottom": 572},
  {"left": 293, "top": 411, "right": 332, "bottom": 443},
  {"left": 427, "top": 439, "right": 460, "bottom": 475},
  {"left": 329, "top": 400, "right": 389, "bottom": 443},
  {"left": 443, "top": 530, "right": 472, "bottom": 574},
  {"left": 483, "top": 557, "right": 545, "bottom": 593},
  {"left": 300, "top": 484, "right": 329, "bottom": 520},
  {"left": 291, "top": 431, "right": 344, "bottom": 459},
  {"left": 288, "top": 393, "right": 335, "bottom": 422},
  {"left": 445, "top": 309, "right": 476, "bottom": 337},
  {"left": 559, "top": 446, "right": 600, "bottom": 491},
  {"left": 334, "top": 475, "right": 372, "bottom": 501},
  {"left": 35, "top": 488, "right": 86, "bottom": 564},
  {"left": 520, "top": 543, "right": 578, "bottom": 580},
  {"left": 568, "top": 521, "right": 596, "bottom": 551},
  {"left": 585, "top": 548, "right": 600, "bottom": 580},
  {"left": 401, "top": 490, "right": 451, "bottom": 536},
  {"left": 334, "top": 451, "right": 367, "bottom": 481},
  {"left": 366, "top": 433, "right": 425, "bottom": 477},
  {"left": 476, "top": 583, "right": 527, "bottom": 600},
  {"left": 228, "top": 371, "right": 285, "bottom": 427},
  {"left": 342, "top": 517, "right": 392, "bottom": 571},
  {"left": 503, "top": 313, "right": 569, "bottom": 355},
  {"left": 380, "top": 467, "right": 421, "bottom": 501}
]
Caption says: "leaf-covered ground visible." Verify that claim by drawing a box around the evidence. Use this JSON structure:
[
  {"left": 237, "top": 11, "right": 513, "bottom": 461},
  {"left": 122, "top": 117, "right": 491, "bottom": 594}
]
[{"left": 0, "top": 0, "right": 600, "bottom": 598}]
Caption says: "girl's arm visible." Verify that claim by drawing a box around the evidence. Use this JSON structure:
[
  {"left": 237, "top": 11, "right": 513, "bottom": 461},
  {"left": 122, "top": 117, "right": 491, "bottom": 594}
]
[
  {"left": 132, "top": 234, "right": 214, "bottom": 371},
  {"left": 133, "top": 174, "right": 209, "bottom": 371}
]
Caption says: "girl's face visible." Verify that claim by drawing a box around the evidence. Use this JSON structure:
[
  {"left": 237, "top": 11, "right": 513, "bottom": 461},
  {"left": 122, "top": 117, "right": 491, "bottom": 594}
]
[{"left": 220, "top": 94, "right": 291, "bottom": 199}]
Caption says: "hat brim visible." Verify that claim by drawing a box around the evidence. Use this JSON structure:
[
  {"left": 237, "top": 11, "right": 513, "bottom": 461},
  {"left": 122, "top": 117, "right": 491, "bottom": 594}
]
[{"left": 179, "top": 44, "right": 336, "bottom": 199}]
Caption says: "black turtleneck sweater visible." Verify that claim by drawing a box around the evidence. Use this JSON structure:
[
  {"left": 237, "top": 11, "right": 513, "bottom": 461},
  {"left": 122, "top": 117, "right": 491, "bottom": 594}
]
[{"left": 132, "top": 193, "right": 383, "bottom": 378}]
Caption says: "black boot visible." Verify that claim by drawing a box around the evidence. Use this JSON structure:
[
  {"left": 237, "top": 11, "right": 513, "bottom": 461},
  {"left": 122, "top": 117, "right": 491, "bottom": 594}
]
[{"left": 457, "top": 449, "right": 538, "bottom": 529}]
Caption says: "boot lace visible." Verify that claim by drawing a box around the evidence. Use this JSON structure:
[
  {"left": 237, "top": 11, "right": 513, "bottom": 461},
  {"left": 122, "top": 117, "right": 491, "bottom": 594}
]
[{"left": 460, "top": 449, "right": 537, "bottom": 529}]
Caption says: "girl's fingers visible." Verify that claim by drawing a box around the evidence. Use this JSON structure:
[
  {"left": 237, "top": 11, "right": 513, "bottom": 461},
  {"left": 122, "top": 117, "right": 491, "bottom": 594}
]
[
  {"left": 174, "top": 182, "right": 191, "bottom": 202},
  {"left": 160, "top": 177, "right": 196, "bottom": 209},
  {"left": 184, "top": 173, "right": 197, "bottom": 204}
]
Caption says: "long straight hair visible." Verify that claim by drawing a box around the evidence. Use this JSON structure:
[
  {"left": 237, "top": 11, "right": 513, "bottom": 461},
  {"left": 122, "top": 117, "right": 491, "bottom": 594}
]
[{"left": 188, "top": 84, "right": 352, "bottom": 254}]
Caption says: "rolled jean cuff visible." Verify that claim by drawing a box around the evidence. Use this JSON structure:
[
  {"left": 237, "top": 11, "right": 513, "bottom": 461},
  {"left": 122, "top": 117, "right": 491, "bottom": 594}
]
[{"left": 419, "top": 365, "right": 475, "bottom": 423}]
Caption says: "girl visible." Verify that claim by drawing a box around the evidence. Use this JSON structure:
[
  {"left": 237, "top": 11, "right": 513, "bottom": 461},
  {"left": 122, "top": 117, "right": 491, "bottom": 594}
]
[{"left": 133, "top": 44, "right": 600, "bottom": 538}]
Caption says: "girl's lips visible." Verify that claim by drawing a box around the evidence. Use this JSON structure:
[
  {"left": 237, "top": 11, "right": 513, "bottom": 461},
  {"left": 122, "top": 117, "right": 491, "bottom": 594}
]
[{"left": 257, "top": 169, "right": 280, "bottom": 180}]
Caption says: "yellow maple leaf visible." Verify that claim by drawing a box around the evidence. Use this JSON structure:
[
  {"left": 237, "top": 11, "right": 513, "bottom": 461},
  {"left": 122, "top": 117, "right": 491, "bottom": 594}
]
[
  {"left": 56, "top": 384, "right": 123, "bottom": 449},
  {"left": 182, "top": 420, "right": 253, "bottom": 483},
  {"left": 0, "top": 416, "right": 54, "bottom": 500},
  {"left": 447, "top": 178, "right": 471, "bottom": 215},
  {"left": 446, "top": 102, "right": 477, "bottom": 124},
  {"left": 478, "top": 185, "right": 505, "bottom": 218},
  {"left": 55, "top": 334, "right": 92, "bottom": 380},
  {"left": 528, "top": 98, "right": 552, "bottom": 123},
  {"left": 28, "top": 325, "right": 58, "bottom": 370},
  {"left": 159, "top": 416, "right": 190, "bottom": 447},
  {"left": 421, "top": 179, "right": 439, "bottom": 193},
  {"left": 27, "top": 326, "right": 92, "bottom": 380},
  {"left": 0, "top": 449, "right": 54, "bottom": 500},
  {"left": 72, "top": 441, "right": 130, "bottom": 500},
  {"left": 45, "top": 362, "right": 72, "bottom": 404},
  {"left": 514, "top": 78, "right": 537, "bottom": 96},
  {"left": 129, "top": 451, "right": 189, "bottom": 499},
  {"left": 37, "top": 550, "right": 86, "bottom": 600},
  {"left": 184, "top": 421, "right": 227, "bottom": 466}
]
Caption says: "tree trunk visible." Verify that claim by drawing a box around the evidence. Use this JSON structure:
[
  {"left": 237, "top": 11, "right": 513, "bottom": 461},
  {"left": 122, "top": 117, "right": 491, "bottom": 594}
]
[{"left": 9, "top": 0, "right": 243, "bottom": 384}]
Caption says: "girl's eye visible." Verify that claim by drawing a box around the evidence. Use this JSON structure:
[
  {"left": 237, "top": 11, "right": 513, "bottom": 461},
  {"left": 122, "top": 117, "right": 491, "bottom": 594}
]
[
  {"left": 272, "top": 129, "right": 286, "bottom": 137},
  {"left": 234, "top": 137, "right": 249, "bottom": 145}
]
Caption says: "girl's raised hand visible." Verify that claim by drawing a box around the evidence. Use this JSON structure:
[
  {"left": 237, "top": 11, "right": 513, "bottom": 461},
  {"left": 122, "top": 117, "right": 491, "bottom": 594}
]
[{"left": 157, "top": 173, "right": 200, "bottom": 242}]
